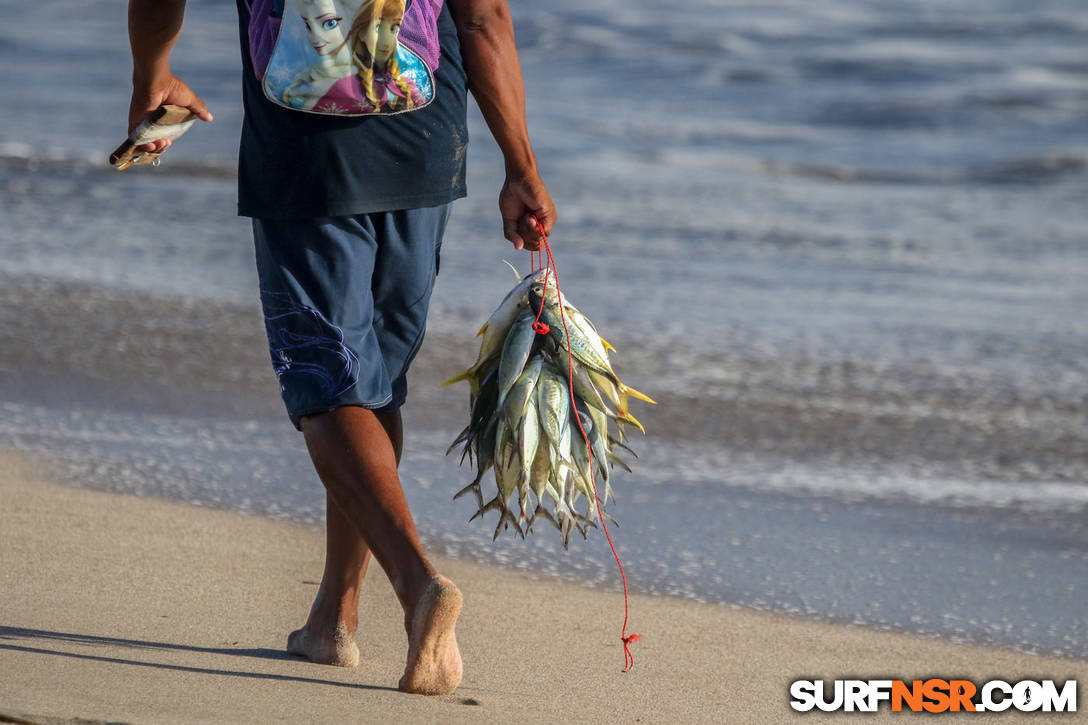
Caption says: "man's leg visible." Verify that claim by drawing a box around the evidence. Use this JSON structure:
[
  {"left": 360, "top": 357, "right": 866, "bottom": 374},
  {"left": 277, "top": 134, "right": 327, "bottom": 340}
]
[
  {"left": 298, "top": 405, "right": 462, "bottom": 695},
  {"left": 287, "top": 411, "right": 404, "bottom": 664},
  {"left": 286, "top": 492, "right": 371, "bottom": 667}
]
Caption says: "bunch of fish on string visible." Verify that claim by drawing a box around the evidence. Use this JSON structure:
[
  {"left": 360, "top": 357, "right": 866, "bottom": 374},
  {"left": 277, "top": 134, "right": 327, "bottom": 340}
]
[{"left": 443, "top": 267, "right": 654, "bottom": 547}]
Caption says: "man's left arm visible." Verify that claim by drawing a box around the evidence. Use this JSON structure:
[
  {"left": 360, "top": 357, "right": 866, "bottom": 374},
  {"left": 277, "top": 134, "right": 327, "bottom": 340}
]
[{"left": 447, "top": 0, "right": 555, "bottom": 251}]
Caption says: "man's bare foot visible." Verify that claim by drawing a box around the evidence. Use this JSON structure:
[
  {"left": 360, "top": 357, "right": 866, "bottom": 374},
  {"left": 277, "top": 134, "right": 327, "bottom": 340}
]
[
  {"left": 287, "top": 621, "right": 360, "bottom": 667},
  {"left": 398, "top": 575, "right": 463, "bottom": 695}
]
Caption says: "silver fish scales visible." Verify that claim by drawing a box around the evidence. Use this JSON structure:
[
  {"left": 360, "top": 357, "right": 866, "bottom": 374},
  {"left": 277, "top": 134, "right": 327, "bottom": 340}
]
[{"left": 443, "top": 269, "right": 655, "bottom": 548}]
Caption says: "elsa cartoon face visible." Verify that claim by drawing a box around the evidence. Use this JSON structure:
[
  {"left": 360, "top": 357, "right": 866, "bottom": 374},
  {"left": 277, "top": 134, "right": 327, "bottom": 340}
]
[{"left": 294, "top": 0, "right": 347, "bottom": 56}]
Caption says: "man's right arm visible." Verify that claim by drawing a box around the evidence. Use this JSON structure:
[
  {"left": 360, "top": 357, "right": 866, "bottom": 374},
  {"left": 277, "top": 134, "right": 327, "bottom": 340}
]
[{"left": 128, "top": 0, "right": 212, "bottom": 152}]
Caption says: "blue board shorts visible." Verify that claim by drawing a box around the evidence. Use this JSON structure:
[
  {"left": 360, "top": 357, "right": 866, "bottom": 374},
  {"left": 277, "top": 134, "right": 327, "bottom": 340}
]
[{"left": 252, "top": 204, "right": 452, "bottom": 430}]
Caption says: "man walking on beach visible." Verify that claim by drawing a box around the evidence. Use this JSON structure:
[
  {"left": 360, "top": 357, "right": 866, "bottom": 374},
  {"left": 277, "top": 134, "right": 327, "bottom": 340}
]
[{"left": 127, "top": 0, "right": 554, "bottom": 695}]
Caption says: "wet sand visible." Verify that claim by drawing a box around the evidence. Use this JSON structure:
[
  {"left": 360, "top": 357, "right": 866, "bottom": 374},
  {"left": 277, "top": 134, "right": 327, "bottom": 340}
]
[
  {"left": 1, "top": 452, "right": 1084, "bottom": 724},
  {"left": 2, "top": 272, "right": 1087, "bottom": 658},
  {"left": 3, "top": 272, "right": 1084, "bottom": 485}
]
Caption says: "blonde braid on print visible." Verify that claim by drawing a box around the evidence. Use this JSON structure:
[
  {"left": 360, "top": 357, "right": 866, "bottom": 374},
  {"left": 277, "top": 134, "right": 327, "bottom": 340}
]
[
  {"left": 359, "top": 64, "right": 381, "bottom": 110},
  {"left": 388, "top": 55, "right": 415, "bottom": 110}
]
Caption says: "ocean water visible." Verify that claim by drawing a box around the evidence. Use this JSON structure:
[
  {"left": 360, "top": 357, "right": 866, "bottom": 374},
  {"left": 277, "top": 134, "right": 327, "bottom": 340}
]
[{"left": 1, "top": 0, "right": 1086, "bottom": 657}]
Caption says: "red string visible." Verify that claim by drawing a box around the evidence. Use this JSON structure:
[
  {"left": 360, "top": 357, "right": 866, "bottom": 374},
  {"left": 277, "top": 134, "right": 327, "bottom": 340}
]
[
  {"left": 529, "top": 243, "right": 551, "bottom": 334},
  {"left": 526, "top": 217, "right": 640, "bottom": 672}
]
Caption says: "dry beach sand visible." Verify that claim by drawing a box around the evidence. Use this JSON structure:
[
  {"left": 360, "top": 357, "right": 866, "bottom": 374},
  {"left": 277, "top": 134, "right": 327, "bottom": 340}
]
[{"left": 0, "top": 452, "right": 1084, "bottom": 724}]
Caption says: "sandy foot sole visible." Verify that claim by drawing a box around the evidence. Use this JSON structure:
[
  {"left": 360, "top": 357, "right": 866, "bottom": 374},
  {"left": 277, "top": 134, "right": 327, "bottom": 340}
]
[
  {"left": 398, "top": 575, "right": 464, "bottom": 695},
  {"left": 286, "top": 621, "right": 360, "bottom": 667}
]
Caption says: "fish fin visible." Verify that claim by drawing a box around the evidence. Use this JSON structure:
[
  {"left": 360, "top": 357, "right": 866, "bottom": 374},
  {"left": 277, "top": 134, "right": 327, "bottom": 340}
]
[
  {"left": 620, "top": 410, "right": 646, "bottom": 434},
  {"left": 607, "top": 451, "right": 633, "bottom": 473},
  {"left": 553, "top": 496, "right": 573, "bottom": 523},
  {"left": 523, "top": 483, "right": 537, "bottom": 519},
  {"left": 534, "top": 504, "right": 559, "bottom": 530},
  {"left": 470, "top": 496, "right": 503, "bottom": 523},
  {"left": 453, "top": 481, "right": 479, "bottom": 501},
  {"left": 445, "top": 426, "right": 471, "bottom": 456},
  {"left": 612, "top": 422, "right": 626, "bottom": 443},
  {"left": 476, "top": 322, "right": 488, "bottom": 338},
  {"left": 559, "top": 516, "right": 573, "bottom": 549},
  {"left": 492, "top": 508, "right": 523, "bottom": 541},
  {"left": 604, "top": 481, "right": 617, "bottom": 504},
  {"left": 501, "top": 259, "right": 520, "bottom": 280},
  {"left": 619, "top": 383, "right": 656, "bottom": 405},
  {"left": 440, "top": 369, "right": 474, "bottom": 388},
  {"left": 461, "top": 477, "right": 487, "bottom": 508},
  {"left": 524, "top": 499, "right": 537, "bottom": 532},
  {"left": 599, "top": 336, "right": 616, "bottom": 352},
  {"left": 610, "top": 438, "right": 639, "bottom": 459}
]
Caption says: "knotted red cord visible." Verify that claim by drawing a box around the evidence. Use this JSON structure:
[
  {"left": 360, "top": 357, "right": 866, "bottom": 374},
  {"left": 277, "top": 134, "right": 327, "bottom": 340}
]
[
  {"left": 529, "top": 247, "right": 551, "bottom": 335},
  {"left": 526, "top": 217, "right": 640, "bottom": 672}
]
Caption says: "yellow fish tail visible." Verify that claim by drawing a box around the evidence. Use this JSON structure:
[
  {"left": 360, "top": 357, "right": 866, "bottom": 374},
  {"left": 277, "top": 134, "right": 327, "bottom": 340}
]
[
  {"left": 619, "top": 383, "right": 656, "bottom": 405},
  {"left": 619, "top": 410, "right": 646, "bottom": 434},
  {"left": 440, "top": 370, "right": 480, "bottom": 396}
]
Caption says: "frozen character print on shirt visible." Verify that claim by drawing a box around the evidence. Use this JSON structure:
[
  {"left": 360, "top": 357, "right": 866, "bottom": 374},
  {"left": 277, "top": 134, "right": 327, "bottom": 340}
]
[
  {"left": 263, "top": 0, "right": 434, "bottom": 116},
  {"left": 281, "top": 0, "right": 358, "bottom": 110},
  {"left": 317, "top": 0, "right": 426, "bottom": 113}
]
